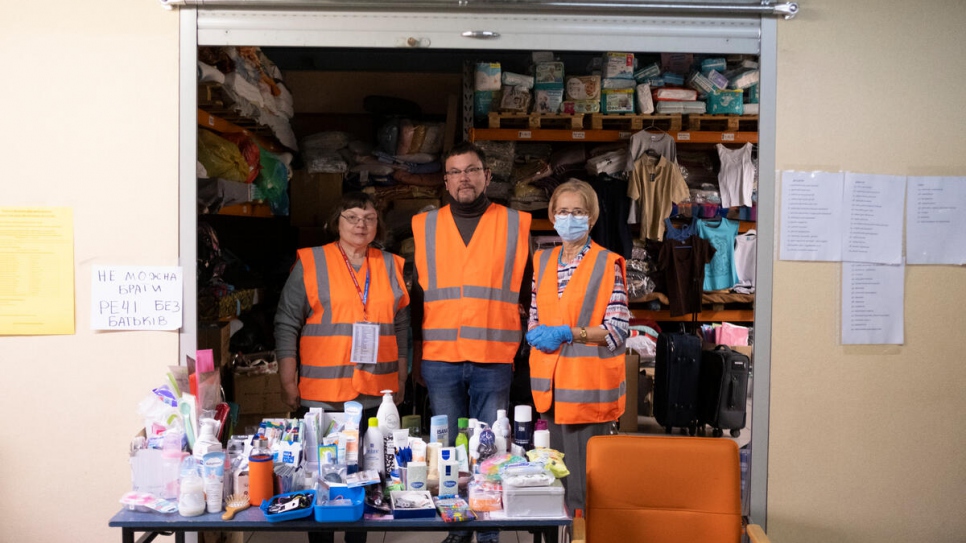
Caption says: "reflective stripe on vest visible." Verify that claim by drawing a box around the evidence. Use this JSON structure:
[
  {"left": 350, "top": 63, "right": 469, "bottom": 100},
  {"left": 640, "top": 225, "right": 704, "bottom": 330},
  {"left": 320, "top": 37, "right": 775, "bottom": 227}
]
[
  {"left": 414, "top": 204, "right": 530, "bottom": 363},
  {"left": 529, "top": 243, "right": 626, "bottom": 424},
  {"left": 298, "top": 243, "right": 405, "bottom": 402}
]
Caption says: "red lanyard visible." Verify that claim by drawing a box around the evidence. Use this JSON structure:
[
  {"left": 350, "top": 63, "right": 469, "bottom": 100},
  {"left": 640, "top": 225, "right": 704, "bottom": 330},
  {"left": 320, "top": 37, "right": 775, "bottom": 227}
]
[{"left": 336, "top": 243, "right": 370, "bottom": 321}]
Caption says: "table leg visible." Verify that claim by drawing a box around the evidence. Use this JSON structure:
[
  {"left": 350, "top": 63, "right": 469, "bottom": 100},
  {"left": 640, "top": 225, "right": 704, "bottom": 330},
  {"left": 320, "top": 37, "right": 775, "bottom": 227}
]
[{"left": 123, "top": 528, "right": 134, "bottom": 543}]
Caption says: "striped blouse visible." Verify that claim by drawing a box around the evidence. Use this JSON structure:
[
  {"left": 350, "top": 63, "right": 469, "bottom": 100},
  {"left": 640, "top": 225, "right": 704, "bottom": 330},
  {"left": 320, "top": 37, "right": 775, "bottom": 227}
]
[{"left": 528, "top": 244, "right": 630, "bottom": 352}]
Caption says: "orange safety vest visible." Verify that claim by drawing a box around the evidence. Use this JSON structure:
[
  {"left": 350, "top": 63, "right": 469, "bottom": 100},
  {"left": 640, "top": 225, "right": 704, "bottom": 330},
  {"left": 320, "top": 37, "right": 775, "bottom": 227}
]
[
  {"left": 529, "top": 242, "right": 627, "bottom": 424},
  {"left": 297, "top": 243, "right": 409, "bottom": 403},
  {"left": 412, "top": 204, "right": 530, "bottom": 363}
]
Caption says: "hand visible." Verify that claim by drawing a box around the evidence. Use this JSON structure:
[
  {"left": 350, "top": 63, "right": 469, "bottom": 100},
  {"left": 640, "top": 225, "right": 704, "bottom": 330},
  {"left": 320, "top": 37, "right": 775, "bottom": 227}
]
[
  {"left": 281, "top": 381, "right": 300, "bottom": 412},
  {"left": 526, "top": 325, "right": 573, "bottom": 353},
  {"left": 396, "top": 369, "right": 407, "bottom": 406}
]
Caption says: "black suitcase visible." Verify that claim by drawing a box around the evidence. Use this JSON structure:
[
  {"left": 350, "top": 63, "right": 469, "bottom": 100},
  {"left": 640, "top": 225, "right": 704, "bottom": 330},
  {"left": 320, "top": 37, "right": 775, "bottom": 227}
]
[
  {"left": 698, "top": 345, "right": 751, "bottom": 438},
  {"left": 654, "top": 332, "right": 703, "bottom": 435}
]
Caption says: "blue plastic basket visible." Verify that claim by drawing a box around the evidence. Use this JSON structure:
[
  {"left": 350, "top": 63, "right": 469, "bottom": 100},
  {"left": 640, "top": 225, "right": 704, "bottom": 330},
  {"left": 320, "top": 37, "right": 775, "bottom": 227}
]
[
  {"left": 259, "top": 490, "right": 317, "bottom": 523},
  {"left": 314, "top": 485, "right": 365, "bottom": 522}
]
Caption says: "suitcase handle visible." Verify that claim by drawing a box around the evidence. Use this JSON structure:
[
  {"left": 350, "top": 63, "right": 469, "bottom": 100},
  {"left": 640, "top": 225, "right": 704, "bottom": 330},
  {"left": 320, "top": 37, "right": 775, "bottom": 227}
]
[{"left": 728, "top": 375, "right": 739, "bottom": 409}]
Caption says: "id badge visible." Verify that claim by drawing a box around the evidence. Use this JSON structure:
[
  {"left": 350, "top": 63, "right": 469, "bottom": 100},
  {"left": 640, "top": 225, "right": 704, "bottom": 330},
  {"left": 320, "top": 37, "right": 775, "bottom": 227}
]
[{"left": 350, "top": 322, "right": 380, "bottom": 364}]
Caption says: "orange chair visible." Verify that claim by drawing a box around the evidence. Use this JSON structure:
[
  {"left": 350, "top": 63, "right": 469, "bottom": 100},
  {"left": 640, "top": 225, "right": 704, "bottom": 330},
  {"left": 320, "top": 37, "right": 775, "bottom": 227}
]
[{"left": 572, "top": 435, "right": 770, "bottom": 543}]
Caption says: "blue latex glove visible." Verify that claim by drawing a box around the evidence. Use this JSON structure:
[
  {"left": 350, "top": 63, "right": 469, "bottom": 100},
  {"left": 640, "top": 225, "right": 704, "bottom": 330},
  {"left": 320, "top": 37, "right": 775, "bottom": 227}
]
[{"left": 526, "top": 325, "right": 573, "bottom": 353}]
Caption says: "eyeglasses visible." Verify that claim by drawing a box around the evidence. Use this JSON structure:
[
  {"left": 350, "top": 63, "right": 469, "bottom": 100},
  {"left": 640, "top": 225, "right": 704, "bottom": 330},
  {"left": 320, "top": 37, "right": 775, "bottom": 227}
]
[
  {"left": 341, "top": 213, "right": 378, "bottom": 226},
  {"left": 555, "top": 209, "right": 589, "bottom": 218},
  {"left": 444, "top": 165, "right": 486, "bottom": 178}
]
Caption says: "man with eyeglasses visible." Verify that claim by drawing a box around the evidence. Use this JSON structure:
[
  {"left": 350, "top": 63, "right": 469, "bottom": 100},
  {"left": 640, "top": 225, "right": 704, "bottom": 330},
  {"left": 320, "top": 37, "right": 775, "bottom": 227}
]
[{"left": 411, "top": 142, "right": 531, "bottom": 543}]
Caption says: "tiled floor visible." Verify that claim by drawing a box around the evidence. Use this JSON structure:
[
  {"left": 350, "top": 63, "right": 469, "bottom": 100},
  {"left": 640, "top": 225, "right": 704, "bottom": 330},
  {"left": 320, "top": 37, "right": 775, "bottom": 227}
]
[{"left": 247, "top": 531, "right": 537, "bottom": 543}]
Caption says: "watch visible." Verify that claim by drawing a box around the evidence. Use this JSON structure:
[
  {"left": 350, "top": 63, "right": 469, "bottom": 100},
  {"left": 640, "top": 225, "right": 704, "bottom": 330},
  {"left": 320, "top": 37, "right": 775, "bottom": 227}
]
[{"left": 579, "top": 327, "right": 588, "bottom": 343}]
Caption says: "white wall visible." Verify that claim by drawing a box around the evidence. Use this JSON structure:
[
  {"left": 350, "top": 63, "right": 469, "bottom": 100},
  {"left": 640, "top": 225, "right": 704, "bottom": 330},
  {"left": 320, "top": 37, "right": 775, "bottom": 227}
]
[
  {"left": 1, "top": 1, "right": 964, "bottom": 541},
  {"left": 0, "top": 1, "right": 180, "bottom": 540},
  {"left": 770, "top": 1, "right": 966, "bottom": 542}
]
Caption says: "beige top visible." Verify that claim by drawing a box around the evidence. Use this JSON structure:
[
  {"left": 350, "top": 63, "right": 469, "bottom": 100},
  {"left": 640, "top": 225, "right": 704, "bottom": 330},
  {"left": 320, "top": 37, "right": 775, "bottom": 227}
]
[{"left": 627, "top": 154, "right": 690, "bottom": 241}]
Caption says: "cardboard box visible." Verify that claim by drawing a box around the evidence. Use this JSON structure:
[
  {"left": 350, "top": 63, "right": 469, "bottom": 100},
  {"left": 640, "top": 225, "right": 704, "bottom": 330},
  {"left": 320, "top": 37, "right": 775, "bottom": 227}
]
[
  {"left": 233, "top": 372, "right": 290, "bottom": 415},
  {"left": 290, "top": 170, "right": 343, "bottom": 227},
  {"left": 198, "top": 321, "right": 231, "bottom": 367},
  {"left": 619, "top": 353, "right": 640, "bottom": 432}
]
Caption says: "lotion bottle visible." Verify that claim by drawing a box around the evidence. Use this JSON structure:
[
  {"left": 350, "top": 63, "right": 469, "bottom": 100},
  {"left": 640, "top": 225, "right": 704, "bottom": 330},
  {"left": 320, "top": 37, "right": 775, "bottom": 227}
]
[{"left": 362, "top": 417, "right": 385, "bottom": 476}]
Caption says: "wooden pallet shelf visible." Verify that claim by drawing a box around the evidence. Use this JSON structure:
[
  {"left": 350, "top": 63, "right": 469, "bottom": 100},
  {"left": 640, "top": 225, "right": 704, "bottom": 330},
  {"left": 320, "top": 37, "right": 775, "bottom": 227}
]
[
  {"left": 630, "top": 308, "right": 753, "bottom": 323},
  {"left": 469, "top": 127, "right": 757, "bottom": 144},
  {"left": 488, "top": 112, "right": 585, "bottom": 130}
]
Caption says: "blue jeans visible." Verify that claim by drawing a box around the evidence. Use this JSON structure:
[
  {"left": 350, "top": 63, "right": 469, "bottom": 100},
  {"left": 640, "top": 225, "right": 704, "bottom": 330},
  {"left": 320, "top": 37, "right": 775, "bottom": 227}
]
[
  {"left": 421, "top": 360, "right": 514, "bottom": 441},
  {"left": 422, "top": 361, "right": 511, "bottom": 543}
]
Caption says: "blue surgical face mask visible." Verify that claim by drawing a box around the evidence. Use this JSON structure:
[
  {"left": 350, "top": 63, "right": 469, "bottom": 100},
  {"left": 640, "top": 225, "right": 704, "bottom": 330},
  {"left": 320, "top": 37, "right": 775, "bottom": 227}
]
[{"left": 554, "top": 214, "right": 590, "bottom": 242}]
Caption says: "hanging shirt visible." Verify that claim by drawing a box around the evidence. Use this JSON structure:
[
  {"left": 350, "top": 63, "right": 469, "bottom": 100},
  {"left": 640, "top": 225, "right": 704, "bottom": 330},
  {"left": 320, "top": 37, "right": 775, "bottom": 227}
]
[
  {"left": 697, "top": 218, "right": 740, "bottom": 291},
  {"left": 627, "top": 154, "right": 690, "bottom": 242},
  {"left": 733, "top": 229, "right": 757, "bottom": 293},
  {"left": 625, "top": 130, "right": 678, "bottom": 171},
  {"left": 663, "top": 216, "right": 699, "bottom": 242},
  {"left": 716, "top": 143, "right": 755, "bottom": 208},
  {"left": 658, "top": 235, "right": 715, "bottom": 317}
]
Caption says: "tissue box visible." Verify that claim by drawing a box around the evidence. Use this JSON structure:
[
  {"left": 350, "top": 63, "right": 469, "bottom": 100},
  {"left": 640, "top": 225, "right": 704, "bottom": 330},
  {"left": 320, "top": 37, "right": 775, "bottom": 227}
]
[
  {"left": 600, "top": 88, "right": 635, "bottom": 113},
  {"left": 391, "top": 491, "right": 437, "bottom": 519},
  {"left": 602, "top": 52, "right": 635, "bottom": 79},
  {"left": 707, "top": 90, "right": 744, "bottom": 115},
  {"left": 502, "top": 480, "right": 566, "bottom": 517}
]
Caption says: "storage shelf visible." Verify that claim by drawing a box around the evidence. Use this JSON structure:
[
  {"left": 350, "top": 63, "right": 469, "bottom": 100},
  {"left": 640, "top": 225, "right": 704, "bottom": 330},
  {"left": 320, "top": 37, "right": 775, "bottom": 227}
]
[
  {"left": 630, "top": 308, "right": 753, "bottom": 322},
  {"left": 469, "top": 127, "right": 757, "bottom": 144},
  {"left": 530, "top": 218, "right": 755, "bottom": 233},
  {"left": 198, "top": 108, "right": 289, "bottom": 155},
  {"left": 215, "top": 203, "right": 274, "bottom": 218}
]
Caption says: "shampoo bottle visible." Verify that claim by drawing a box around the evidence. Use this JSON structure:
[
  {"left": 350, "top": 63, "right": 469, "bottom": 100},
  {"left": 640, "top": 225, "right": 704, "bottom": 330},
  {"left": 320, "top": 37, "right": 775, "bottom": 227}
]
[
  {"left": 362, "top": 417, "right": 385, "bottom": 476},
  {"left": 377, "top": 390, "right": 400, "bottom": 476}
]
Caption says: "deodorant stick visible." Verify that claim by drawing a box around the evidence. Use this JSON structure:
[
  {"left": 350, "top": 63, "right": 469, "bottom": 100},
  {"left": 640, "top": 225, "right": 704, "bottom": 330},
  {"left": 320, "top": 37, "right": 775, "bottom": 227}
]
[
  {"left": 513, "top": 405, "right": 533, "bottom": 450},
  {"left": 430, "top": 415, "right": 449, "bottom": 447}
]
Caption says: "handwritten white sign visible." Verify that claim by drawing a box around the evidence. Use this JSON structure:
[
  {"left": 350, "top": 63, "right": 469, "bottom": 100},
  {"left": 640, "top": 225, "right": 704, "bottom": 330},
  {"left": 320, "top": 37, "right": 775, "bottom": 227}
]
[{"left": 91, "top": 266, "right": 183, "bottom": 330}]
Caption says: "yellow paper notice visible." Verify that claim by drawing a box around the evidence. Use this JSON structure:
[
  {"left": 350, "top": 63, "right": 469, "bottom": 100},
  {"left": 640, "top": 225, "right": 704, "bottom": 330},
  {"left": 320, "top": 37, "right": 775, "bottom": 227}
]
[{"left": 0, "top": 207, "right": 75, "bottom": 335}]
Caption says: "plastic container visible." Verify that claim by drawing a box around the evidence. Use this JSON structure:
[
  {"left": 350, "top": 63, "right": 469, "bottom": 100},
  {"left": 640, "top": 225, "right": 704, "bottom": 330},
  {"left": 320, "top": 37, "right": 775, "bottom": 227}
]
[
  {"left": 362, "top": 417, "right": 385, "bottom": 475},
  {"left": 160, "top": 430, "right": 185, "bottom": 500},
  {"left": 260, "top": 489, "right": 317, "bottom": 523},
  {"left": 314, "top": 485, "right": 365, "bottom": 522},
  {"left": 502, "top": 479, "right": 566, "bottom": 517},
  {"left": 248, "top": 437, "right": 275, "bottom": 507},
  {"left": 513, "top": 405, "right": 533, "bottom": 450},
  {"left": 376, "top": 390, "right": 401, "bottom": 432},
  {"left": 430, "top": 415, "right": 449, "bottom": 447}
]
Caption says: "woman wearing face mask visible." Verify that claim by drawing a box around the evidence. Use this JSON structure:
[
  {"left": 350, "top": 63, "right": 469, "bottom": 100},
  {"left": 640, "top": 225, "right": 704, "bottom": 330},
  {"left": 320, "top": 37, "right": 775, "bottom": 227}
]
[{"left": 525, "top": 179, "right": 630, "bottom": 516}]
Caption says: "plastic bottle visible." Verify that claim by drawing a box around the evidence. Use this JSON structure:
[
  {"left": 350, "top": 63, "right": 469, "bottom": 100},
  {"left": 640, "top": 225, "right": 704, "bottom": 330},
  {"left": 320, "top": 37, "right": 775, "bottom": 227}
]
[
  {"left": 376, "top": 390, "right": 401, "bottom": 431},
  {"left": 248, "top": 437, "right": 274, "bottom": 507},
  {"left": 533, "top": 418, "right": 550, "bottom": 449},
  {"left": 492, "top": 409, "right": 510, "bottom": 454},
  {"left": 161, "top": 429, "right": 185, "bottom": 500},
  {"left": 177, "top": 457, "right": 206, "bottom": 517},
  {"left": 362, "top": 417, "right": 385, "bottom": 476},
  {"left": 430, "top": 415, "right": 449, "bottom": 447},
  {"left": 513, "top": 405, "right": 533, "bottom": 451},
  {"left": 467, "top": 420, "right": 481, "bottom": 472},
  {"left": 377, "top": 390, "right": 401, "bottom": 477},
  {"left": 193, "top": 419, "right": 222, "bottom": 460},
  {"left": 454, "top": 418, "right": 470, "bottom": 460}
]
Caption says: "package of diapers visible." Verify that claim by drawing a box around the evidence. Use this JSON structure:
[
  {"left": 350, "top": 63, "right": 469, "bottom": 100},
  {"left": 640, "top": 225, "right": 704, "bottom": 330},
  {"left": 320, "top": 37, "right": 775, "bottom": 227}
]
[
  {"left": 475, "top": 62, "right": 502, "bottom": 91},
  {"left": 560, "top": 100, "right": 600, "bottom": 114},
  {"left": 534, "top": 88, "right": 564, "bottom": 114},
  {"left": 500, "top": 86, "right": 532, "bottom": 113},
  {"left": 636, "top": 84, "right": 655, "bottom": 115},
  {"left": 602, "top": 52, "right": 635, "bottom": 79},
  {"left": 502, "top": 72, "right": 534, "bottom": 90},
  {"left": 707, "top": 89, "right": 744, "bottom": 115},
  {"left": 565, "top": 75, "right": 601, "bottom": 101},
  {"left": 534, "top": 62, "right": 565, "bottom": 88},
  {"left": 600, "top": 88, "right": 635, "bottom": 114}
]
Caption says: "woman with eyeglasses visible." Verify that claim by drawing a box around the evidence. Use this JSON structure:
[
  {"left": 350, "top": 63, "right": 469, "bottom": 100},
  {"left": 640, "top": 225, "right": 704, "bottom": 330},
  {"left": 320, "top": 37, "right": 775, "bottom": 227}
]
[
  {"left": 274, "top": 192, "right": 409, "bottom": 543},
  {"left": 525, "top": 179, "right": 630, "bottom": 517}
]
